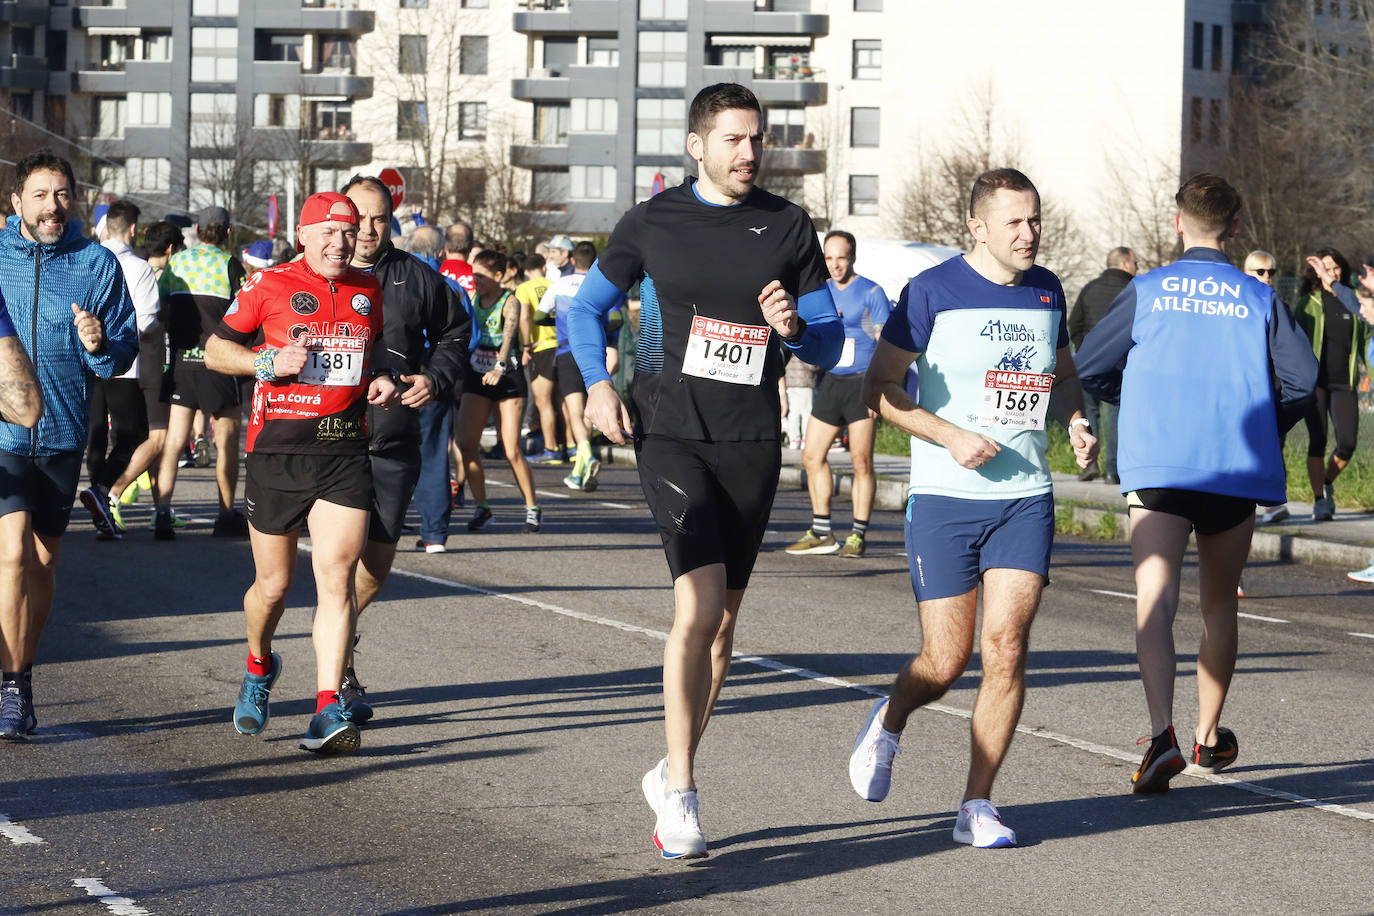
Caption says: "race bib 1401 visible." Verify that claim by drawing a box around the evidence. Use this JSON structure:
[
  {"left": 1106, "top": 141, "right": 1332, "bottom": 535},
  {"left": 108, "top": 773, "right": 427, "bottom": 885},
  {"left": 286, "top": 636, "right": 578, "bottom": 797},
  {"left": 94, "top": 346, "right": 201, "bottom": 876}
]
[
  {"left": 680, "top": 316, "right": 769, "bottom": 386},
  {"left": 976, "top": 370, "right": 1053, "bottom": 430}
]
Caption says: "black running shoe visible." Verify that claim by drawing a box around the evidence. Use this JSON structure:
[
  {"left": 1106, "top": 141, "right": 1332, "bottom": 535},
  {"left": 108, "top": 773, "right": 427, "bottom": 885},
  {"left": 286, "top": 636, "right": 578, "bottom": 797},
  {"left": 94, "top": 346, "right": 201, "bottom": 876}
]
[
  {"left": 339, "top": 667, "right": 373, "bottom": 725},
  {"left": 154, "top": 508, "right": 176, "bottom": 541},
  {"left": 213, "top": 509, "right": 250, "bottom": 537},
  {"left": 1190, "top": 727, "right": 1239, "bottom": 774},
  {"left": 468, "top": 506, "right": 493, "bottom": 531},
  {"left": 1132, "top": 725, "right": 1185, "bottom": 793}
]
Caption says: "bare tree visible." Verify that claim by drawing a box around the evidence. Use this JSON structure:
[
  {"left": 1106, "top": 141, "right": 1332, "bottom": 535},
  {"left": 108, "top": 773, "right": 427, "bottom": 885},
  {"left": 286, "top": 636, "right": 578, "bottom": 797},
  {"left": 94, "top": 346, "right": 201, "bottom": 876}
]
[{"left": 1099, "top": 153, "right": 1183, "bottom": 271}]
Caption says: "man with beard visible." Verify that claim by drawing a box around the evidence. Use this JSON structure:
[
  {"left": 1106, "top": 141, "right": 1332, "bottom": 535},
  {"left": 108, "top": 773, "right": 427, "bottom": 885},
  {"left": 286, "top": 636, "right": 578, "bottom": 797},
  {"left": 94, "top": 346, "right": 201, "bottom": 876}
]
[{"left": 0, "top": 150, "right": 137, "bottom": 739}]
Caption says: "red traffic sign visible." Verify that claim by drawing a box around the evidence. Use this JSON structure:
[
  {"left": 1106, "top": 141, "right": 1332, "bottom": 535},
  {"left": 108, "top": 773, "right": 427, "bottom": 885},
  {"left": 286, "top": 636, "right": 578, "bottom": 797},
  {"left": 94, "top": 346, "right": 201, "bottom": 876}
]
[{"left": 378, "top": 167, "right": 405, "bottom": 210}]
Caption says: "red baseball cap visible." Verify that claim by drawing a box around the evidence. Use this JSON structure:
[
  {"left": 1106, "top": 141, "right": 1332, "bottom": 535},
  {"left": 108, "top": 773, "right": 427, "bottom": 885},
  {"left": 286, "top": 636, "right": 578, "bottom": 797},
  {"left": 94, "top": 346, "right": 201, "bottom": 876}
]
[{"left": 295, "top": 192, "right": 359, "bottom": 252}]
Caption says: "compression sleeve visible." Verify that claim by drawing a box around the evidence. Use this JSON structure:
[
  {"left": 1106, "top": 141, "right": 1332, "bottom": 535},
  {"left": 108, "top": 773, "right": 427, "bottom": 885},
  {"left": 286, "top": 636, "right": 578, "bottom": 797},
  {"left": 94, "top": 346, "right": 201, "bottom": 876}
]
[
  {"left": 568, "top": 262, "right": 622, "bottom": 387},
  {"left": 1268, "top": 290, "right": 1319, "bottom": 433},
  {"left": 1073, "top": 282, "right": 1137, "bottom": 405},
  {"left": 787, "top": 286, "right": 843, "bottom": 368}
]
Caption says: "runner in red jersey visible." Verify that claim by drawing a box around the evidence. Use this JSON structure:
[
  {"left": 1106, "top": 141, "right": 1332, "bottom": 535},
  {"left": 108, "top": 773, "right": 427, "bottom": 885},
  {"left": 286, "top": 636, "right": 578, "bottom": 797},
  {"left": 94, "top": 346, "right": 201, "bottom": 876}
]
[{"left": 205, "top": 192, "right": 399, "bottom": 755}]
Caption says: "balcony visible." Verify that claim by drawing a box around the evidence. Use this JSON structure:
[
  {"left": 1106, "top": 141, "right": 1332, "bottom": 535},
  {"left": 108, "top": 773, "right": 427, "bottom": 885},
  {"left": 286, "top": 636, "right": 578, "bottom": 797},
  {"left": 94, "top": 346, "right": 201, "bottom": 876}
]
[
  {"left": 0, "top": 0, "right": 46, "bottom": 24},
  {"left": 701, "top": 64, "right": 826, "bottom": 104},
  {"left": 122, "top": 59, "right": 173, "bottom": 91},
  {"left": 255, "top": 4, "right": 375, "bottom": 35},
  {"left": 512, "top": 64, "right": 617, "bottom": 101},
  {"left": 526, "top": 200, "right": 620, "bottom": 234},
  {"left": 513, "top": 0, "right": 619, "bottom": 34},
  {"left": 71, "top": 67, "right": 127, "bottom": 93},
  {"left": 702, "top": 1, "right": 827, "bottom": 37},
  {"left": 511, "top": 144, "right": 568, "bottom": 169},
  {"left": 250, "top": 127, "right": 372, "bottom": 165},
  {"left": 0, "top": 54, "right": 46, "bottom": 90},
  {"left": 253, "top": 60, "right": 373, "bottom": 98},
  {"left": 72, "top": 0, "right": 174, "bottom": 30},
  {"left": 763, "top": 146, "right": 824, "bottom": 173}
]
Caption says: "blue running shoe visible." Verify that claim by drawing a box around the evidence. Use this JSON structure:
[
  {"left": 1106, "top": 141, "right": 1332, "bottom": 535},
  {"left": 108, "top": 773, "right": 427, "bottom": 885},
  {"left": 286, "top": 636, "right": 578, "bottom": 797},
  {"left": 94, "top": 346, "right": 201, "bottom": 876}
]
[
  {"left": 338, "top": 667, "right": 373, "bottom": 725},
  {"left": 300, "top": 702, "right": 361, "bottom": 754},
  {"left": 233, "top": 652, "right": 282, "bottom": 736},
  {"left": 0, "top": 682, "right": 35, "bottom": 740}
]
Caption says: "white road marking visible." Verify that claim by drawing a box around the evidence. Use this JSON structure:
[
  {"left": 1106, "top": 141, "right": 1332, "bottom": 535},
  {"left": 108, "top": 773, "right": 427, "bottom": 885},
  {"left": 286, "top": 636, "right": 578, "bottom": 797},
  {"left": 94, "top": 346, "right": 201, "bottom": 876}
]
[
  {"left": 383, "top": 564, "right": 1374, "bottom": 825},
  {"left": 72, "top": 878, "right": 152, "bottom": 915},
  {"left": 1238, "top": 612, "right": 1289, "bottom": 624},
  {"left": 533, "top": 489, "right": 572, "bottom": 500},
  {"left": 597, "top": 502, "right": 634, "bottom": 509},
  {"left": 1088, "top": 588, "right": 1137, "bottom": 600},
  {"left": 0, "top": 812, "right": 44, "bottom": 845},
  {"left": 1350, "top": 632, "right": 1374, "bottom": 640}
]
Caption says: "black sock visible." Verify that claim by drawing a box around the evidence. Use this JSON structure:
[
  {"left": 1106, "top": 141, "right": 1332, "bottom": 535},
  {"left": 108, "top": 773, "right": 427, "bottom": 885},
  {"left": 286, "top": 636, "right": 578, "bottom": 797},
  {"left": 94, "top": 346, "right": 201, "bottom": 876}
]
[
  {"left": 1, "top": 671, "right": 19, "bottom": 686},
  {"left": 852, "top": 518, "right": 869, "bottom": 538},
  {"left": 812, "top": 515, "right": 831, "bottom": 536}
]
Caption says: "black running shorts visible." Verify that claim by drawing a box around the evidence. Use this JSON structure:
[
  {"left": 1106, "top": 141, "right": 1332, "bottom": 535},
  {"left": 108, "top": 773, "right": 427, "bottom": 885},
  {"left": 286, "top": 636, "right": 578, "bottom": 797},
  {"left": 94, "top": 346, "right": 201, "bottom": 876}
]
[
  {"left": 1125, "top": 487, "right": 1256, "bottom": 536},
  {"left": 554, "top": 352, "right": 586, "bottom": 397},
  {"left": 532, "top": 348, "right": 558, "bottom": 382},
  {"left": 810, "top": 373, "right": 869, "bottom": 428},
  {"left": 168, "top": 361, "right": 243, "bottom": 416},
  {"left": 635, "top": 435, "right": 782, "bottom": 590},
  {"left": 0, "top": 449, "right": 81, "bottom": 539},
  {"left": 461, "top": 364, "right": 527, "bottom": 402},
  {"left": 367, "top": 445, "right": 422, "bottom": 545},
  {"left": 244, "top": 452, "right": 372, "bottom": 535}
]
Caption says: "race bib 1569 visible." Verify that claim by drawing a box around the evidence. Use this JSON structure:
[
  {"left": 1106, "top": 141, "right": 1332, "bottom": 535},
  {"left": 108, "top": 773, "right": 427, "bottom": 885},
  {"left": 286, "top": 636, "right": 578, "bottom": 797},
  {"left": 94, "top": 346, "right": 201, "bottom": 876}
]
[
  {"left": 681, "top": 316, "right": 769, "bottom": 386},
  {"left": 977, "top": 370, "right": 1053, "bottom": 429}
]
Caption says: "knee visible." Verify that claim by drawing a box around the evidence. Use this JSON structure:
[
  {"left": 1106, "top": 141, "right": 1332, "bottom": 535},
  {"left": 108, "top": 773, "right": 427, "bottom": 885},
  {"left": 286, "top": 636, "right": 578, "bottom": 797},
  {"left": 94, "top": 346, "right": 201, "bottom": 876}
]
[
  {"left": 850, "top": 453, "right": 874, "bottom": 477},
  {"left": 918, "top": 649, "right": 971, "bottom": 691},
  {"left": 253, "top": 576, "right": 290, "bottom": 609},
  {"left": 980, "top": 633, "right": 1028, "bottom": 682}
]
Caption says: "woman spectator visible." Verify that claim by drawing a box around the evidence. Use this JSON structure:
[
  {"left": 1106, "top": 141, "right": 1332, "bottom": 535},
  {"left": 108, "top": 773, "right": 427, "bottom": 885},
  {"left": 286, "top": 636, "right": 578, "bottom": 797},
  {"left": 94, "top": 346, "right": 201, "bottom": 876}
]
[{"left": 1294, "top": 248, "right": 1368, "bottom": 521}]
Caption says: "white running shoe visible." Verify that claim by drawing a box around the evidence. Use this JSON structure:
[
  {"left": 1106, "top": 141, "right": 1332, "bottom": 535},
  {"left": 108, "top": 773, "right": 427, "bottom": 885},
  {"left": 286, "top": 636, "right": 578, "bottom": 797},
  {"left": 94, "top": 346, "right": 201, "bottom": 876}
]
[
  {"left": 641, "top": 756, "right": 668, "bottom": 815},
  {"left": 653, "top": 788, "right": 707, "bottom": 860},
  {"left": 1256, "top": 504, "right": 1290, "bottom": 525},
  {"left": 953, "top": 798, "right": 1017, "bottom": 848},
  {"left": 849, "top": 698, "right": 901, "bottom": 802},
  {"left": 1348, "top": 561, "right": 1374, "bottom": 584}
]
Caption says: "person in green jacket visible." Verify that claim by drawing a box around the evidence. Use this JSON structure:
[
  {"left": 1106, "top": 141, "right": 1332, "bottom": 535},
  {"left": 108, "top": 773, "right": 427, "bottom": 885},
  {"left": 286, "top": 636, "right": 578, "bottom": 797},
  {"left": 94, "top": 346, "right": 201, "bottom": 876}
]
[{"left": 1294, "top": 248, "right": 1368, "bottom": 521}]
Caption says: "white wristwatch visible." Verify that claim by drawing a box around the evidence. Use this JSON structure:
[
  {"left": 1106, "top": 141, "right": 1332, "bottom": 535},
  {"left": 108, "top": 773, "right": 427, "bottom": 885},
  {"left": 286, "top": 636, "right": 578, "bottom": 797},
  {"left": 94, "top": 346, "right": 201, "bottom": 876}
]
[{"left": 1069, "top": 417, "right": 1092, "bottom": 434}]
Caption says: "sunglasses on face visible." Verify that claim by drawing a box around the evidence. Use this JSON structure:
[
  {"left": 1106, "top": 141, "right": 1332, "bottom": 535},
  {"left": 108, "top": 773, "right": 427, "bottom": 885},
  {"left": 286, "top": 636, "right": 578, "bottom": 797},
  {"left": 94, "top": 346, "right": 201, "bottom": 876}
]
[{"left": 1252, "top": 268, "right": 1276, "bottom": 276}]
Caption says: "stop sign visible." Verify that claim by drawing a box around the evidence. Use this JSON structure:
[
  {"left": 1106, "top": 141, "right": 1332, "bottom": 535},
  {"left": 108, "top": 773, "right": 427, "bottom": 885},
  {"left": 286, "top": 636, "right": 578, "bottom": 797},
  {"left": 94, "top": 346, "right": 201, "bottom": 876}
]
[{"left": 378, "top": 167, "right": 405, "bottom": 210}]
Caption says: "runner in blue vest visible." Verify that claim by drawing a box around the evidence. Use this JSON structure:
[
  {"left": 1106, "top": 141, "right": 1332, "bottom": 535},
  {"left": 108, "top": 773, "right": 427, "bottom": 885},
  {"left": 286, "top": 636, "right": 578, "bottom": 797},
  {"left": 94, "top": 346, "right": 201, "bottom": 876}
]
[{"left": 1075, "top": 173, "right": 1317, "bottom": 793}]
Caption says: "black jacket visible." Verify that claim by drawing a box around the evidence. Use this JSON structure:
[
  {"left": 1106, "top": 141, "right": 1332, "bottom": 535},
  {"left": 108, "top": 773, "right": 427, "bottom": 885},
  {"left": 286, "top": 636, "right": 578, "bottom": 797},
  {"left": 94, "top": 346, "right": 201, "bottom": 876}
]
[
  {"left": 1068, "top": 267, "right": 1133, "bottom": 350},
  {"left": 365, "top": 243, "right": 471, "bottom": 453}
]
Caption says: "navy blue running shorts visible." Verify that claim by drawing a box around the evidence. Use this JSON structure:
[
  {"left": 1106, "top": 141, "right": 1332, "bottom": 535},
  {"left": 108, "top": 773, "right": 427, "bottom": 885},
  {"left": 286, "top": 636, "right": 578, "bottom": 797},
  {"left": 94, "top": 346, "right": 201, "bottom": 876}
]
[
  {"left": 635, "top": 434, "right": 782, "bottom": 590},
  {"left": 903, "top": 492, "right": 1054, "bottom": 602},
  {"left": 0, "top": 449, "right": 82, "bottom": 539}
]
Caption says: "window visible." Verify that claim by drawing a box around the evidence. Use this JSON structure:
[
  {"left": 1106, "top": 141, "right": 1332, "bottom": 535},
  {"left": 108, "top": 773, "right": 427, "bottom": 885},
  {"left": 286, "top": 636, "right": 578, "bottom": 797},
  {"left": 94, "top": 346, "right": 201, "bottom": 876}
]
[
  {"left": 253, "top": 93, "right": 301, "bottom": 128},
  {"left": 1208, "top": 98, "right": 1222, "bottom": 144},
  {"left": 94, "top": 96, "right": 126, "bottom": 138},
  {"left": 95, "top": 35, "right": 130, "bottom": 69},
  {"left": 140, "top": 31, "right": 172, "bottom": 61},
  {"left": 852, "top": 39, "right": 881, "bottom": 79},
  {"left": 255, "top": 33, "right": 303, "bottom": 62},
  {"left": 46, "top": 30, "right": 66, "bottom": 72},
  {"left": 192, "top": 0, "right": 237, "bottom": 14},
  {"left": 544, "top": 36, "right": 577, "bottom": 73},
  {"left": 399, "top": 0, "right": 428, "bottom": 7},
  {"left": 1191, "top": 21, "right": 1204, "bottom": 69},
  {"left": 640, "top": 0, "right": 687, "bottom": 18},
  {"left": 765, "top": 107, "right": 804, "bottom": 147},
  {"left": 399, "top": 35, "right": 427, "bottom": 73},
  {"left": 127, "top": 91, "right": 172, "bottom": 127},
  {"left": 588, "top": 37, "right": 619, "bottom": 66},
  {"left": 571, "top": 97, "right": 617, "bottom": 132},
  {"left": 636, "top": 98, "right": 685, "bottom": 154},
  {"left": 460, "top": 35, "right": 488, "bottom": 74},
  {"left": 531, "top": 170, "right": 570, "bottom": 210},
  {"left": 635, "top": 165, "right": 683, "bottom": 202},
  {"left": 313, "top": 101, "right": 352, "bottom": 139},
  {"left": 849, "top": 175, "right": 878, "bottom": 216},
  {"left": 398, "top": 101, "right": 426, "bottom": 140},
  {"left": 1189, "top": 96, "right": 1202, "bottom": 144},
  {"left": 855, "top": 0, "right": 881, "bottom": 8},
  {"left": 713, "top": 47, "right": 751, "bottom": 69},
  {"left": 126, "top": 157, "right": 170, "bottom": 193},
  {"left": 189, "top": 92, "right": 236, "bottom": 146},
  {"left": 318, "top": 38, "right": 357, "bottom": 72},
  {"left": 534, "top": 103, "right": 570, "bottom": 144},
  {"left": 191, "top": 27, "right": 237, "bottom": 81},
  {"left": 313, "top": 166, "right": 351, "bottom": 196},
  {"left": 9, "top": 92, "right": 32, "bottom": 120},
  {"left": 458, "top": 101, "right": 487, "bottom": 140},
  {"left": 638, "top": 31, "right": 687, "bottom": 86},
  {"left": 453, "top": 168, "right": 486, "bottom": 205},
  {"left": 850, "top": 107, "right": 879, "bottom": 147},
  {"left": 570, "top": 165, "right": 616, "bottom": 200},
  {"left": 1211, "top": 24, "right": 1223, "bottom": 71},
  {"left": 461, "top": 0, "right": 489, "bottom": 6}
]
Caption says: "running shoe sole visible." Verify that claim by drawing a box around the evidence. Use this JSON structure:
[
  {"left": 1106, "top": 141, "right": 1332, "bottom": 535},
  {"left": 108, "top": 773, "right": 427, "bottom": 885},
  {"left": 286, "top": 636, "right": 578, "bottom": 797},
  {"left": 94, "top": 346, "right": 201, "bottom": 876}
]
[
  {"left": 300, "top": 721, "right": 361, "bottom": 754},
  {"left": 653, "top": 833, "right": 708, "bottom": 861},
  {"left": 786, "top": 541, "right": 840, "bottom": 555},
  {"left": 79, "top": 488, "right": 120, "bottom": 540},
  {"left": 1187, "top": 727, "right": 1239, "bottom": 775},
  {"left": 1132, "top": 747, "right": 1184, "bottom": 793},
  {"left": 582, "top": 459, "right": 601, "bottom": 492}
]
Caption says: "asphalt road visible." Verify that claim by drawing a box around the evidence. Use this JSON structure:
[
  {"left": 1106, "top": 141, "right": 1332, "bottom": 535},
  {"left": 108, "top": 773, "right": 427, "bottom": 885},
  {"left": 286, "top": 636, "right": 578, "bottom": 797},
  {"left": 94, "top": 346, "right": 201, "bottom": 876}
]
[{"left": 1, "top": 461, "right": 1372, "bottom": 915}]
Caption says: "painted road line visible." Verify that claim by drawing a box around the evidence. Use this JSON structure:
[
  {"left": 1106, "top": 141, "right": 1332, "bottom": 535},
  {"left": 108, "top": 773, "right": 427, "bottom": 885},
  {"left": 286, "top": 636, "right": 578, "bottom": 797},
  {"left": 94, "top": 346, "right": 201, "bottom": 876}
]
[
  {"left": 597, "top": 502, "right": 634, "bottom": 509},
  {"left": 533, "top": 489, "right": 572, "bottom": 500},
  {"left": 1350, "top": 632, "right": 1374, "bottom": 639},
  {"left": 379, "top": 562, "right": 1374, "bottom": 826},
  {"left": 0, "top": 812, "right": 44, "bottom": 845},
  {"left": 72, "top": 878, "right": 152, "bottom": 916},
  {"left": 1238, "top": 612, "right": 1289, "bottom": 623},
  {"left": 1088, "top": 588, "right": 1137, "bottom": 600}
]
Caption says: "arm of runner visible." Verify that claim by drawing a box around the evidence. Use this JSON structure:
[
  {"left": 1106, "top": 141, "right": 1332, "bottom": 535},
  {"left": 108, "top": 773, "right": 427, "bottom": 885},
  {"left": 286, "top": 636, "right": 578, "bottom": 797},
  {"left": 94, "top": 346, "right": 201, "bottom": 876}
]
[
  {"left": 1072, "top": 282, "right": 1137, "bottom": 404},
  {"left": 368, "top": 373, "right": 399, "bottom": 408},
  {"left": 568, "top": 262, "right": 619, "bottom": 388},
  {"left": 763, "top": 283, "right": 843, "bottom": 369},
  {"left": 205, "top": 334, "right": 307, "bottom": 378},
  {"left": 1049, "top": 344, "right": 1098, "bottom": 468},
  {"left": 863, "top": 337, "right": 1000, "bottom": 470},
  {"left": 0, "top": 301, "right": 41, "bottom": 428},
  {"left": 481, "top": 293, "right": 521, "bottom": 386},
  {"left": 1267, "top": 289, "right": 1319, "bottom": 434}
]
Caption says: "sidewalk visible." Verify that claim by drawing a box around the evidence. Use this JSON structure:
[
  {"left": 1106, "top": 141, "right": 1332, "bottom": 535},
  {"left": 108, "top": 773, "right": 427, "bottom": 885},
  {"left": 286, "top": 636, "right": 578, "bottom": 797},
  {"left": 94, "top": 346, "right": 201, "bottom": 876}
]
[{"left": 593, "top": 441, "right": 1374, "bottom": 571}]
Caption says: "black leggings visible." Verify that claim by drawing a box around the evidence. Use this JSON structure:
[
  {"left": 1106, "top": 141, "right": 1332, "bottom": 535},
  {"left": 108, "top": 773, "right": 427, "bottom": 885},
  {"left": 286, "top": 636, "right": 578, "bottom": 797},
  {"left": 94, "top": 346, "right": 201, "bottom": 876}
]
[
  {"left": 1304, "top": 385, "right": 1359, "bottom": 461},
  {"left": 86, "top": 377, "right": 150, "bottom": 490}
]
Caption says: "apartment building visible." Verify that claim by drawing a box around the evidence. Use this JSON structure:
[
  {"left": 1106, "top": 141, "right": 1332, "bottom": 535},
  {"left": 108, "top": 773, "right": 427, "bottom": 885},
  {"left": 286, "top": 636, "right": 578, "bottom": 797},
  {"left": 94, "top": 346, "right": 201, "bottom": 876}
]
[{"left": 35, "top": 0, "right": 377, "bottom": 220}]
